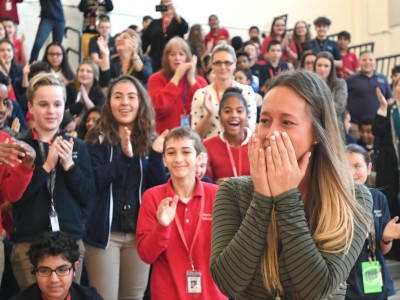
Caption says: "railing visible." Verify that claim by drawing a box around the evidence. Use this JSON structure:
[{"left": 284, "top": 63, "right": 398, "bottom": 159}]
[
  {"left": 376, "top": 53, "right": 400, "bottom": 79},
  {"left": 348, "top": 42, "right": 375, "bottom": 58},
  {"left": 64, "top": 26, "right": 82, "bottom": 64}
]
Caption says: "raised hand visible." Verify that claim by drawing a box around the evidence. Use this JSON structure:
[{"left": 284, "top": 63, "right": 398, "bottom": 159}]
[
  {"left": 202, "top": 90, "right": 214, "bottom": 116},
  {"left": 382, "top": 216, "right": 400, "bottom": 241},
  {"left": 121, "top": 127, "right": 133, "bottom": 158},
  {"left": 11, "top": 117, "right": 20, "bottom": 132},
  {"left": 97, "top": 36, "right": 110, "bottom": 56},
  {"left": 376, "top": 87, "right": 387, "bottom": 110},
  {"left": 157, "top": 195, "right": 179, "bottom": 227},
  {"left": 266, "top": 131, "right": 311, "bottom": 197},
  {"left": 248, "top": 133, "right": 271, "bottom": 196},
  {"left": 152, "top": 129, "right": 169, "bottom": 153},
  {"left": 187, "top": 55, "right": 197, "bottom": 85},
  {"left": 56, "top": 137, "right": 74, "bottom": 171}
]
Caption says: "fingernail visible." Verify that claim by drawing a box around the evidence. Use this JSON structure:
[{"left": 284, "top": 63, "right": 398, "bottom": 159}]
[
  {"left": 271, "top": 135, "right": 275, "bottom": 141},
  {"left": 274, "top": 131, "right": 279, "bottom": 136},
  {"left": 282, "top": 132, "right": 287, "bottom": 137}
]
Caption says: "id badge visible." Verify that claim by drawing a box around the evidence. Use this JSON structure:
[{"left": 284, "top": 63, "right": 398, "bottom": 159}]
[
  {"left": 5, "top": 1, "right": 11, "bottom": 11},
  {"left": 361, "top": 260, "right": 382, "bottom": 294},
  {"left": 49, "top": 211, "right": 60, "bottom": 232},
  {"left": 186, "top": 270, "right": 202, "bottom": 294},
  {"left": 181, "top": 115, "right": 190, "bottom": 127}
]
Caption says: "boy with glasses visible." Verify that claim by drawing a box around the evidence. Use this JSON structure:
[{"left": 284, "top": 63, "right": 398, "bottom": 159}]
[{"left": 11, "top": 231, "right": 102, "bottom": 300}]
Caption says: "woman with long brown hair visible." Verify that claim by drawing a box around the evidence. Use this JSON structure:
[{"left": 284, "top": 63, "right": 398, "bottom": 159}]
[
  {"left": 84, "top": 75, "right": 167, "bottom": 300},
  {"left": 210, "top": 70, "right": 372, "bottom": 299}
]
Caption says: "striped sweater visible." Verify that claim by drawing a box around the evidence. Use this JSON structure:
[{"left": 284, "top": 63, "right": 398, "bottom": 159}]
[{"left": 210, "top": 177, "right": 372, "bottom": 300}]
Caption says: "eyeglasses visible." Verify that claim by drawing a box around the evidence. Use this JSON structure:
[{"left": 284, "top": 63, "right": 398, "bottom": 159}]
[
  {"left": 35, "top": 266, "right": 73, "bottom": 277},
  {"left": 212, "top": 61, "right": 234, "bottom": 67},
  {"left": 47, "top": 52, "right": 63, "bottom": 57}
]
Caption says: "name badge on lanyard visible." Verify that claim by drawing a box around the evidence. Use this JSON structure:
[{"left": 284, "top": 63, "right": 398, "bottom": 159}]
[{"left": 6, "top": 1, "right": 12, "bottom": 11}]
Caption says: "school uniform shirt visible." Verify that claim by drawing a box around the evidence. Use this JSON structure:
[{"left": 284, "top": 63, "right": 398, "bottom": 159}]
[
  {"left": 11, "top": 129, "right": 95, "bottom": 242},
  {"left": 203, "top": 128, "right": 251, "bottom": 181},
  {"left": 148, "top": 71, "right": 207, "bottom": 134},
  {"left": 10, "top": 282, "right": 103, "bottom": 300},
  {"left": 345, "top": 189, "right": 395, "bottom": 299},
  {"left": 137, "top": 178, "right": 227, "bottom": 300},
  {"left": 191, "top": 81, "right": 256, "bottom": 139},
  {"left": 0, "top": 130, "right": 34, "bottom": 235}
]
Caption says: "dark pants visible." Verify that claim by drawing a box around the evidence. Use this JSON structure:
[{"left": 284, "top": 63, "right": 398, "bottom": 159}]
[{"left": 30, "top": 18, "right": 65, "bottom": 62}]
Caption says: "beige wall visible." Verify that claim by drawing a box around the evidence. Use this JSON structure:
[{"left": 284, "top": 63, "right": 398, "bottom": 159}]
[{"left": 16, "top": 0, "right": 400, "bottom": 70}]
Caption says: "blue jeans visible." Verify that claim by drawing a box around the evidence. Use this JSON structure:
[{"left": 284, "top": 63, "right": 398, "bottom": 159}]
[{"left": 30, "top": 18, "right": 65, "bottom": 62}]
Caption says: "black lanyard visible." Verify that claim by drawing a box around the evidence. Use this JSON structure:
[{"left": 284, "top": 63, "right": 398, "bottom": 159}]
[{"left": 38, "top": 141, "right": 57, "bottom": 212}]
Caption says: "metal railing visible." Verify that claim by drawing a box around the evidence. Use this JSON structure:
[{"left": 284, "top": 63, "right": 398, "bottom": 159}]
[
  {"left": 64, "top": 26, "right": 82, "bottom": 64},
  {"left": 376, "top": 53, "right": 400, "bottom": 79},
  {"left": 348, "top": 42, "right": 375, "bottom": 58}
]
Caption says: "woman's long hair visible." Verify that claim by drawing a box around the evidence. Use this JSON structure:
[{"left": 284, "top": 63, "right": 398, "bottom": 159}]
[
  {"left": 161, "top": 37, "right": 192, "bottom": 80},
  {"left": 261, "top": 70, "right": 368, "bottom": 294},
  {"left": 42, "top": 42, "right": 74, "bottom": 81},
  {"left": 269, "top": 17, "right": 287, "bottom": 40},
  {"left": 86, "top": 75, "right": 155, "bottom": 157},
  {"left": 188, "top": 24, "right": 205, "bottom": 57},
  {"left": 314, "top": 51, "right": 338, "bottom": 90},
  {"left": 292, "top": 21, "right": 311, "bottom": 45},
  {"left": 72, "top": 60, "right": 102, "bottom": 95}
]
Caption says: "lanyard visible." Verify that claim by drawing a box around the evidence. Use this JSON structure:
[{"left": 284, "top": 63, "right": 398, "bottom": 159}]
[
  {"left": 269, "top": 66, "right": 281, "bottom": 79},
  {"left": 180, "top": 78, "right": 188, "bottom": 114},
  {"left": 225, "top": 140, "right": 242, "bottom": 177},
  {"left": 366, "top": 220, "right": 377, "bottom": 262},
  {"left": 38, "top": 141, "right": 57, "bottom": 212},
  {"left": 213, "top": 81, "right": 233, "bottom": 103},
  {"left": 162, "top": 17, "right": 172, "bottom": 35},
  {"left": 174, "top": 195, "right": 205, "bottom": 271}
]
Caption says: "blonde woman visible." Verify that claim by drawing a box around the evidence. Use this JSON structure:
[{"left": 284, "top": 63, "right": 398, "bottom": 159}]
[{"left": 210, "top": 70, "right": 372, "bottom": 299}]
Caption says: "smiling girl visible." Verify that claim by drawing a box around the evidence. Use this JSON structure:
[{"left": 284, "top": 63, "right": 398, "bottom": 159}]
[
  {"left": 203, "top": 87, "right": 251, "bottom": 184},
  {"left": 84, "top": 75, "right": 167, "bottom": 300}
]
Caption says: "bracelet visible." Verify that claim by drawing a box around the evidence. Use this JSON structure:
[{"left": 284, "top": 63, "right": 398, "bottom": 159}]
[{"left": 381, "top": 238, "right": 393, "bottom": 245}]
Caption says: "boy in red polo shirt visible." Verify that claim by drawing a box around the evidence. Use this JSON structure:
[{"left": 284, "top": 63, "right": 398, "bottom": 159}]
[{"left": 137, "top": 127, "right": 227, "bottom": 300}]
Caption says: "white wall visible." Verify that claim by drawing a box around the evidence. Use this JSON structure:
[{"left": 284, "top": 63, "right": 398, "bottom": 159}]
[{"left": 16, "top": 0, "right": 400, "bottom": 70}]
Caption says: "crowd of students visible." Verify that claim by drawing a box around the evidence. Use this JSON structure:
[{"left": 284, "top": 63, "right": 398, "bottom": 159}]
[{"left": 0, "top": 0, "right": 400, "bottom": 299}]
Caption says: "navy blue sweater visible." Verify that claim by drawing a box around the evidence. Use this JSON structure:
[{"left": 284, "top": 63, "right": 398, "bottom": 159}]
[
  {"left": 39, "top": 0, "right": 64, "bottom": 21},
  {"left": 84, "top": 139, "right": 166, "bottom": 249},
  {"left": 11, "top": 130, "right": 95, "bottom": 242}
]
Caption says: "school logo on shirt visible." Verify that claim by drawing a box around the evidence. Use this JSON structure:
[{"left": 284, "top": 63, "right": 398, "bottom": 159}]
[
  {"left": 72, "top": 151, "right": 78, "bottom": 159},
  {"left": 373, "top": 209, "right": 382, "bottom": 218},
  {"left": 202, "top": 213, "right": 212, "bottom": 221}
]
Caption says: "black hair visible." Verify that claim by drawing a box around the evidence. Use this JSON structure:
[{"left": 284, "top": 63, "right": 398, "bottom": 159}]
[
  {"left": 218, "top": 87, "right": 249, "bottom": 116},
  {"left": 267, "top": 39, "right": 282, "bottom": 52},
  {"left": 61, "top": 111, "right": 75, "bottom": 129},
  {"left": 77, "top": 106, "right": 102, "bottom": 139},
  {"left": 391, "top": 65, "right": 400, "bottom": 75},
  {"left": 143, "top": 15, "right": 153, "bottom": 22},
  {"left": 300, "top": 52, "right": 316, "bottom": 69},
  {"left": 313, "top": 16, "right": 331, "bottom": 26},
  {"left": 29, "top": 61, "right": 51, "bottom": 80},
  {"left": 42, "top": 42, "right": 74, "bottom": 81},
  {"left": 358, "top": 115, "right": 374, "bottom": 130},
  {"left": 0, "top": 16, "right": 16, "bottom": 24},
  {"left": 27, "top": 231, "right": 80, "bottom": 268},
  {"left": 338, "top": 30, "right": 351, "bottom": 41},
  {"left": 345, "top": 143, "right": 371, "bottom": 165},
  {"left": 128, "top": 24, "right": 139, "bottom": 31},
  {"left": 231, "top": 36, "right": 243, "bottom": 52},
  {"left": 234, "top": 67, "right": 252, "bottom": 81},
  {"left": 236, "top": 51, "right": 250, "bottom": 60},
  {"left": 249, "top": 26, "right": 259, "bottom": 34}
]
